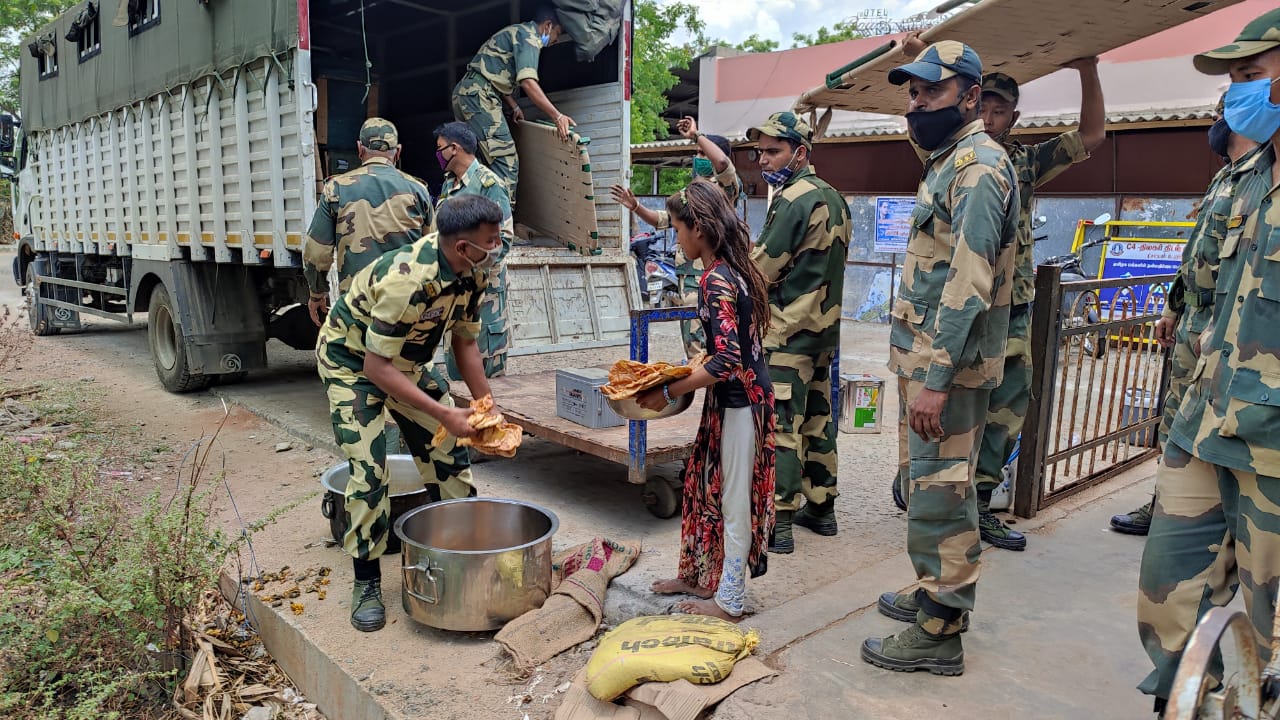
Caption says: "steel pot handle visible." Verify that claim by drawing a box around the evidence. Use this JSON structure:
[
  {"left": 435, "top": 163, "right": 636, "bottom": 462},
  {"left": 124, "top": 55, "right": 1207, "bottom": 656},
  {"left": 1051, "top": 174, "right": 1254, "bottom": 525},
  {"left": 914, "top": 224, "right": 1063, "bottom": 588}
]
[
  {"left": 401, "top": 559, "right": 441, "bottom": 605},
  {"left": 320, "top": 493, "right": 334, "bottom": 519}
]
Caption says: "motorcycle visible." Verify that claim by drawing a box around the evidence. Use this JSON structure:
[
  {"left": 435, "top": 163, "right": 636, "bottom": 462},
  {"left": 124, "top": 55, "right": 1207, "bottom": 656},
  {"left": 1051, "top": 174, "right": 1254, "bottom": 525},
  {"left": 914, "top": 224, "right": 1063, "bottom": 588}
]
[
  {"left": 1040, "top": 212, "right": 1113, "bottom": 358},
  {"left": 629, "top": 230, "right": 681, "bottom": 309}
]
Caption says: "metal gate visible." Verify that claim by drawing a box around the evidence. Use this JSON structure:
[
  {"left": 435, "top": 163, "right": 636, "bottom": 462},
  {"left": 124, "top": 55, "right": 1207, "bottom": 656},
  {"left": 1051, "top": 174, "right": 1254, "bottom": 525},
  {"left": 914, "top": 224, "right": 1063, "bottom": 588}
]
[{"left": 1013, "top": 264, "right": 1175, "bottom": 518}]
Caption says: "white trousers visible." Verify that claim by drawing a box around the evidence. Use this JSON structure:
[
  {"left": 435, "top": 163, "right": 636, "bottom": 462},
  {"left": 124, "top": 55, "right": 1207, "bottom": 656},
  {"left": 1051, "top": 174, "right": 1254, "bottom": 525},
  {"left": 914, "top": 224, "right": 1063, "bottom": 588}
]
[{"left": 715, "top": 406, "right": 756, "bottom": 617}]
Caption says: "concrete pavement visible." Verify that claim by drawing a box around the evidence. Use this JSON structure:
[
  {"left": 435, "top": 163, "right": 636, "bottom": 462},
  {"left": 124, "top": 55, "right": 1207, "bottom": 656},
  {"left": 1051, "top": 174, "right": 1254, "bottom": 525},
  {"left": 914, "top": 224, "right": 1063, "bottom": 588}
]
[{"left": 713, "top": 469, "right": 1160, "bottom": 720}]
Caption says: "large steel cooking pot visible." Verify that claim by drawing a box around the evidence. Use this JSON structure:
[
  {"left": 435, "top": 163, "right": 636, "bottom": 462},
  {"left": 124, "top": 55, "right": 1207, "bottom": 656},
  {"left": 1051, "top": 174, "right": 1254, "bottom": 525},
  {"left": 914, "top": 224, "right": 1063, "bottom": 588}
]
[
  {"left": 320, "top": 455, "right": 436, "bottom": 555},
  {"left": 394, "top": 498, "right": 559, "bottom": 632}
]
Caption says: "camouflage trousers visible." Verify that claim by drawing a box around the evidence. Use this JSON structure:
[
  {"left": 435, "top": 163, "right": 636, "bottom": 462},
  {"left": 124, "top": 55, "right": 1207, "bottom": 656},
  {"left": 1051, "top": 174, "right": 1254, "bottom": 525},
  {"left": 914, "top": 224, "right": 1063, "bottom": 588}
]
[
  {"left": 447, "top": 263, "right": 509, "bottom": 379},
  {"left": 899, "top": 377, "right": 988, "bottom": 621},
  {"left": 769, "top": 349, "right": 838, "bottom": 512},
  {"left": 320, "top": 364, "right": 474, "bottom": 562},
  {"left": 679, "top": 272, "right": 705, "bottom": 359},
  {"left": 452, "top": 75, "right": 519, "bottom": 202},
  {"left": 1157, "top": 308, "right": 1208, "bottom": 445},
  {"left": 1136, "top": 441, "right": 1279, "bottom": 702},
  {"left": 973, "top": 309, "right": 1032, "bottom": 511}
]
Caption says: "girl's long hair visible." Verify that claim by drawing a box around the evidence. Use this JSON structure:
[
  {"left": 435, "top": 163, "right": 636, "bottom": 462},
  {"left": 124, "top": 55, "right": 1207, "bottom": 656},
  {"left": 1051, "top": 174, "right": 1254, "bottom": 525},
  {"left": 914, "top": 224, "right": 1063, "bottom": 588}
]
[{"left": 665, "top": 180, "right": 770, "bottom": 338}]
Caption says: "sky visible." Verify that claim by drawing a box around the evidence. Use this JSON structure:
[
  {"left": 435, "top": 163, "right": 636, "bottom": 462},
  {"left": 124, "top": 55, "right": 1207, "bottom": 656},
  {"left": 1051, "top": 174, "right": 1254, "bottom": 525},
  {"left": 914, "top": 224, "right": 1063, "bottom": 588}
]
[{"left": 665, "top": 0, "right": 946, "bottom": 47}]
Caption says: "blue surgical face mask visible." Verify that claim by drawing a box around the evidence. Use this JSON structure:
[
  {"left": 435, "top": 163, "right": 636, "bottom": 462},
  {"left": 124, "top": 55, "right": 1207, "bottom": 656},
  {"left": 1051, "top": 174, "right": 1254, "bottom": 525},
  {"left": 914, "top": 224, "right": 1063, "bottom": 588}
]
[
  {"left": 761, "top": 147, "right": 800, "bottom": 188},
  {"left": 541, "top": 32, "right": 552, "bottom": 47},
  {"left": 1223, "top": 76, "right": 1280, "bottom": 144}
]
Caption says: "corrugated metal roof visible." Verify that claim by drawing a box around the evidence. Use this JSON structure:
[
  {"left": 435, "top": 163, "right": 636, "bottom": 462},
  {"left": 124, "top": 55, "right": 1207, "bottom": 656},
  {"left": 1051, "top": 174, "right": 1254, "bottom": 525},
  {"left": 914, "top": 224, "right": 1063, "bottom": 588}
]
[{"left": 632, "top": 103, "right": 1214, "bottom": 152}]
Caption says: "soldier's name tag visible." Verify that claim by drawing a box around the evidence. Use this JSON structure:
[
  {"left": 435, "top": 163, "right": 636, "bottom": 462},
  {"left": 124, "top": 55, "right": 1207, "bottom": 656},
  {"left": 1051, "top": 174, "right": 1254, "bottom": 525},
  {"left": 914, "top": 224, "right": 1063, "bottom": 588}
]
[
  {"left": 954, "top": 149, "right": 977, "bottom": 170},
  {"left": 1227, "top": 215, "right": 1244, "bottom": 229},
  {"left": 420, "top": 307, "right": 446, "bottom": 322}
]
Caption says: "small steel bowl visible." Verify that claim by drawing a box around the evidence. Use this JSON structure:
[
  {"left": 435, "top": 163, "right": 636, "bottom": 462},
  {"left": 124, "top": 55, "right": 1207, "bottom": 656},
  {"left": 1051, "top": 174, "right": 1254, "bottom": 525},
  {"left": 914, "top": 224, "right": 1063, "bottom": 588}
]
[{"left": 606, "top": 392, "right": 695, "bottom": 421}]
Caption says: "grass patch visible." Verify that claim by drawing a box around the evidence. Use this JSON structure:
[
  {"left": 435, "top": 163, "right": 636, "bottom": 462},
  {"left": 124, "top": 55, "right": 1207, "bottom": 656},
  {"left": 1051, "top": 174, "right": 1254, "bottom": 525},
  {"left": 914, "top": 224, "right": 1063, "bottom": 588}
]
[{"left": 0, "top": 384, "right": 238, "bottom": 719}]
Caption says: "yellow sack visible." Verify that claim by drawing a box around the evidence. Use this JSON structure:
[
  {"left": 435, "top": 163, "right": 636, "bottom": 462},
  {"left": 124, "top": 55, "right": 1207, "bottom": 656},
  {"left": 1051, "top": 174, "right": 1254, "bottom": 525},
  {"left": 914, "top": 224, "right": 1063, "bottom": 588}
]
[{"left": 584, "top": 615, "right": 760, "bottom": 701}]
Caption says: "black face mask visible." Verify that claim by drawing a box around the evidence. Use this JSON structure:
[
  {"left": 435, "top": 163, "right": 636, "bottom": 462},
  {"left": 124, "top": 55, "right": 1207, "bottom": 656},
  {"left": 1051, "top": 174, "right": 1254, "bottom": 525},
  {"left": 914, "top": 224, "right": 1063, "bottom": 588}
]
[
  {"left": 1207, "top": 118, "right": 1231, "bottom": 160},
  {"left": 906, "top": 102, "right": 965, "bottom": 151}
]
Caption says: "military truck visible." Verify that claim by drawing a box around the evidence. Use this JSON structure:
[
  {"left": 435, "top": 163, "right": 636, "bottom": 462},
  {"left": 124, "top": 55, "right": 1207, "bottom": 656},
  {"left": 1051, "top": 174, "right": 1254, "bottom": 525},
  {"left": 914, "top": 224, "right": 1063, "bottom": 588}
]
[{"left": 4, "top": 0, "right": 636, "bottom": 391}]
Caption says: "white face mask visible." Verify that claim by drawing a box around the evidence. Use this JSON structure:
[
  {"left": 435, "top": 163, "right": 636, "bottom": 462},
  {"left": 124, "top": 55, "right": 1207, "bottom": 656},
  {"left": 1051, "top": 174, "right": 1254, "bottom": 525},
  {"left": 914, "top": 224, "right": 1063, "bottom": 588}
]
[{"left": 462, "top": 240, "right": 501, "bottom": 270}]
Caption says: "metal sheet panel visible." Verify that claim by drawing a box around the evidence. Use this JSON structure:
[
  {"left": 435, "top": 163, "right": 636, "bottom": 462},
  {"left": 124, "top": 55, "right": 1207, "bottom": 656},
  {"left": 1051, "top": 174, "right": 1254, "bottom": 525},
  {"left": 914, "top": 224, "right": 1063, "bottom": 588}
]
[{"left": 794, "top": 0, "right": 1243, "bottom": 116}]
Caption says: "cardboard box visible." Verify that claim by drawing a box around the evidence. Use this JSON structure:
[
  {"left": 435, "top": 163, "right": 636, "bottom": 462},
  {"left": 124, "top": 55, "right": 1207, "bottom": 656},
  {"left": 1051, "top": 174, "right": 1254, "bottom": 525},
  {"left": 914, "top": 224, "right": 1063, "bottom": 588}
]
[
  {"left": 839, "top": 373, "right": 884, "bottom": 434},
  {"left": 557, "top": 368, "right": 626, "bottom": 429}
]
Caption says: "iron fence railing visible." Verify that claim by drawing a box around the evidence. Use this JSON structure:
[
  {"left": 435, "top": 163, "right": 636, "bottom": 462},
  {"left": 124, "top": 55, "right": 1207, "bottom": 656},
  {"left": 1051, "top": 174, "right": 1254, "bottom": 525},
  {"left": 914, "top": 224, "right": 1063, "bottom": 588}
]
[{"left": 1014, "top": 265, "right": 1175, "bottom": 517}]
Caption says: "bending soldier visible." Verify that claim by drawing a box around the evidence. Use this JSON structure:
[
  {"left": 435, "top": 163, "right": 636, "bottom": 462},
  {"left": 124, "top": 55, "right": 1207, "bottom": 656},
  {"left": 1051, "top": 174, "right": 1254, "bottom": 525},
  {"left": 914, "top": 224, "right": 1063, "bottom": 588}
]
[{"left": 316, "top": 195, "right": 506, "bottom": 633}]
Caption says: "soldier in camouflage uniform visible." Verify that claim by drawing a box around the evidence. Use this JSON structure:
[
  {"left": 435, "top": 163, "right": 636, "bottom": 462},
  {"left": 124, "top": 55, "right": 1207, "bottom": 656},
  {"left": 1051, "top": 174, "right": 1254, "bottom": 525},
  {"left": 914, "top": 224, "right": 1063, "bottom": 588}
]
[
  {"left": 302, "top": 118, "right": 435, "bottom": 326},
  {"left": 863, "top": 42, "right": 1018, "bottom": 675},
  {"left": 316, "top": 195, "right": 506, "bottom": 632},
  {"left": 1110, "top": 104, "right": 1262, "bottom": 536},
  {"left": 1137, "top": 11, "right": 1280, "bottom": 713},
  {"left": 453, "top": 6, "right": 576, "bottom": 204},
  {"left": 434, "top": 122, "right": 514, "bottom": 379},
  {"left": 610, "top": 116, "right": 745, "bottom": 357},
  {"left": 890, "top": 48, "right": 1104, "bottom": 553},
  {"left": 746, "top": 111, "right": 851, "bottom": 554}
]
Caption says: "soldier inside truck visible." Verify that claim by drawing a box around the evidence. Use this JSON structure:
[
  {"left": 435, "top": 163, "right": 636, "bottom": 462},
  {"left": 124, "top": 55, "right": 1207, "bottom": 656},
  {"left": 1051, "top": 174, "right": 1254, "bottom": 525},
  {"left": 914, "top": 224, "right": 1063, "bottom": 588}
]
[{"left": 307, "top": 0, "right": 618, "bottom": 203}]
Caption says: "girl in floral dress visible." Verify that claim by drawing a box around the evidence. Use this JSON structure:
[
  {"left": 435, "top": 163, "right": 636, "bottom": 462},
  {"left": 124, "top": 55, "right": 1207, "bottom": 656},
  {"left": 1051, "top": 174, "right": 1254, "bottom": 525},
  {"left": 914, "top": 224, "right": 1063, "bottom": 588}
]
[{"left": 637, "top": 181, "right": 776, "bottom": 621}]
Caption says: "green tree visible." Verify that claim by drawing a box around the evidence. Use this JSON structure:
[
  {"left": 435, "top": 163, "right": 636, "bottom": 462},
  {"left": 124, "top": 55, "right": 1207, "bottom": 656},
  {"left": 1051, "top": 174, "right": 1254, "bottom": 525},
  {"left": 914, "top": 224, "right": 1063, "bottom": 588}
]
[
  {"left": 790, "top": 18, "right": 864, "bottom": 48},
  {"left": 734, "top": 33, "right": 779, "bottom": 53},
  {"left": 631, "top": 0, "right": 705, "bottom": 144},
  {"left": 1, "top": 0, "right": 77, "bottom": 113},
  {"left": 628, "top": 165, "right": 691, "bottom": 198}
]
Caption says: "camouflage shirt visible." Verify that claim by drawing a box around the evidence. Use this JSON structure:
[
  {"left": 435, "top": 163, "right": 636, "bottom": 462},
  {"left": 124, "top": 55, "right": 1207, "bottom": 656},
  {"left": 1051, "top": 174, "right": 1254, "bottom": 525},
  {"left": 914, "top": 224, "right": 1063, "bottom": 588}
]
[
  {"left": 303, "top": 156, "right": 435, "bottom": 294},
  {"left": 466, "top": 22, "right": 543, "bottom": 96},
  {"left": 438, "top": 158, "right": 515, "bottom": 257},
  {"left": 1169, "top": 144, "right": 1280, "bottom": 475},
  {"left": 1005, "top": 131, "right": 1089, "bottom": 306},
  {"left": 317, "top": 233, "right": 486, "bottom": 375},
  {"left": 437, "top": 159, "right": 512, "bottom": 288},
  {"left": 750, "top": 166, "right": 851, "bottom": 354},
  {"left": 1164, "top": 144, "right": 1270, "bottom": 334},
  {"left": 889, "top": 119, "right": 1019, "bottom": 392}
]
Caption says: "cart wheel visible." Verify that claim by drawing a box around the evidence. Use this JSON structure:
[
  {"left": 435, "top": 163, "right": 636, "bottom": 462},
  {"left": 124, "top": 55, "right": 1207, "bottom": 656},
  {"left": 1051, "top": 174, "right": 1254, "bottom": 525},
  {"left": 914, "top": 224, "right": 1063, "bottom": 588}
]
[
  {"left": 643, "top": 476, "right": 681, "bottom": 519},
  {"left": 1165, "top": 607, "right": 1262, "bottom": 719}
]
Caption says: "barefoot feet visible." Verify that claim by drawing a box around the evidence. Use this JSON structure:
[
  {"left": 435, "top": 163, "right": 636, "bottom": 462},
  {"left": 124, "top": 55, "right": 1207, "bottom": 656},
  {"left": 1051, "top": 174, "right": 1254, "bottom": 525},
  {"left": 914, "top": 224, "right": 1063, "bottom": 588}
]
[
  {"left": 650, "top": 578, "right": 714, "bottom": 598},
  {"left": 673, "top": 597, "right": 742, "bottom": 622}
]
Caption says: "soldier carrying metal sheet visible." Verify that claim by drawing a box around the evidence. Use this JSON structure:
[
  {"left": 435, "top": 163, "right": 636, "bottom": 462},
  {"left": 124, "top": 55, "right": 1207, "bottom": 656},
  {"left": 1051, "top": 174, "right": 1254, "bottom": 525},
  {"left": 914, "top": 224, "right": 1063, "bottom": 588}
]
[{"left": 453, "top": 6, "right": 576, "bottom": 206}]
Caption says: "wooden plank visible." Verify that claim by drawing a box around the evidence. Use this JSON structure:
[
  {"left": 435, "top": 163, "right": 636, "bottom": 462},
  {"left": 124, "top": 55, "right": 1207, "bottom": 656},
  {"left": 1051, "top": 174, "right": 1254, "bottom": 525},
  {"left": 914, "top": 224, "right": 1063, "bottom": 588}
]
[
  {"left": 510, "top": 120, "right": 601, "bottom": 254},
  {"left": 451, "top": 370, "right": 702, "bottom": 470},
  {"left": 794, "top": 0, "right": 1245, "bottom": 117}
]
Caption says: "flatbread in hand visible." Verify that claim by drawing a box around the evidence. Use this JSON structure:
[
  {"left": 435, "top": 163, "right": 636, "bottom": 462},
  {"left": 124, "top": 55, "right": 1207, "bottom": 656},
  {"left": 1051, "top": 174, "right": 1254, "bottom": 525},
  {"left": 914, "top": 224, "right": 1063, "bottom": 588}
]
[{"left": 431, "top": 394, "right": 524, "bottom": 457}]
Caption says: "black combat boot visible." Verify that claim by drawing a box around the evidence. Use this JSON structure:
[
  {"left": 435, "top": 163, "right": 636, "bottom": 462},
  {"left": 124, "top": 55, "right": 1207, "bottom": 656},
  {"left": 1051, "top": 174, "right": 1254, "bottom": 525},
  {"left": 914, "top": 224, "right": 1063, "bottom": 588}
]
[
  {"left": 769, "top": 511, "right": 794, "bottom": 554},
  {"left": 793, "top": 499, "right": 837, "bottom": 536},
  {"left": 1111, "top": 499, "right": 1153, "bottom": 535}
]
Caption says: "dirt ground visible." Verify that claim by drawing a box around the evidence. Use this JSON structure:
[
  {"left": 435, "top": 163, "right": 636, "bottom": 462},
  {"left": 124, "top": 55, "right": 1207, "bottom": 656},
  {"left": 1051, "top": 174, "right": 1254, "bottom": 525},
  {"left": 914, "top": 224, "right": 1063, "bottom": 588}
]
[{"left": 0, "top": 245, "right": 912, "bottom": 719}]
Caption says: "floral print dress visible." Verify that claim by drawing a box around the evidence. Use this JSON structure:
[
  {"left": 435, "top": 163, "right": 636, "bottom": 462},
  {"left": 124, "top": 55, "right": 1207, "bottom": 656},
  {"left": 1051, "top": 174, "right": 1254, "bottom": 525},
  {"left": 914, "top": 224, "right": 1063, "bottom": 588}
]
[{"left": 677, "top": 260, "right": 777, "bottom": 593}]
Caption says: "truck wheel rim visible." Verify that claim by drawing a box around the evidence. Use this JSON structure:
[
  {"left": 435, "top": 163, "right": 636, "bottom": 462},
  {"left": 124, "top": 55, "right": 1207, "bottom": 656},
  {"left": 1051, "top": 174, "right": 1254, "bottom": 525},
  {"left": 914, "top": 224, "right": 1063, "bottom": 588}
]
[{"left": 154, "top": 304, "right": 178, "bottom": 370}]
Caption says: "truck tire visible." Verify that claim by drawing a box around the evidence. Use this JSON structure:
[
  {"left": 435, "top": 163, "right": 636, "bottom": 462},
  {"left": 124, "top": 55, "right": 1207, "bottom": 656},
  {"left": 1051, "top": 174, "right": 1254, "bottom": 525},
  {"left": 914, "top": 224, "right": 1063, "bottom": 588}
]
[
  {"left": 26, "top": 278, "right": 60, "bottom": 337},
  {"left": 147, "top": 284, "right": 210, "bottom": 393}
]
